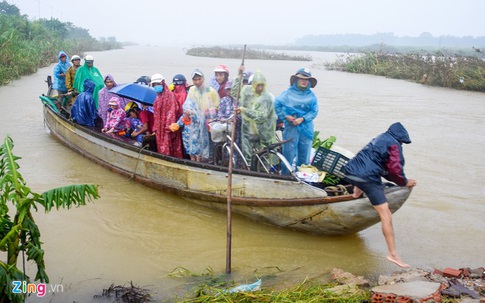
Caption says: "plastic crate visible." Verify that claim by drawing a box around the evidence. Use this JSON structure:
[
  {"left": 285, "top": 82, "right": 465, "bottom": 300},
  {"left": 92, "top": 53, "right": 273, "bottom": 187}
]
[{"left": 310, "top": 147, "right": 349, "bottom": 179}]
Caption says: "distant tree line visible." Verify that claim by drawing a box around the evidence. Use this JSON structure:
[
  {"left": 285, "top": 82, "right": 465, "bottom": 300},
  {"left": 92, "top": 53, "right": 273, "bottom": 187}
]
[
  {"left": 0, "top": 1, "right": 122, "bottom": 85},
  {"left": 187, "top": 46, "right": 312, "bottom": 61},
  {"left": 294, "top": 32, "right": 485, "bottom": 48}
]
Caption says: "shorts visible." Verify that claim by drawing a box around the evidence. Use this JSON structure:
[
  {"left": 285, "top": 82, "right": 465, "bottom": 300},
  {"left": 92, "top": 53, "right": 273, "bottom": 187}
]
[{"left": 345, "top": 175, "right": 387, "bottom": 206}]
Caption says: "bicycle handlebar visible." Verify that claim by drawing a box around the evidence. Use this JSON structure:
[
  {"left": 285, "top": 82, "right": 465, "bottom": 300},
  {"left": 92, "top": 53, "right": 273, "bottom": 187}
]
[{"left": 254, "top": 138, "right": 293, "bottom": 155}]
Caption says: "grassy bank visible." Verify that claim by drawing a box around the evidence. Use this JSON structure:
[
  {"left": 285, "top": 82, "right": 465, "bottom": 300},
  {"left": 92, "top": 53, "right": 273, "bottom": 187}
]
[
  {"left": 187, "top": 46, "right": 312, "bottom": 61},
  {"left": 0, "top": 4, "right": 122, "bottom": 85},
  {"left": 175, "top": 280, "right": 369, "bottom": 302},
  {"left": 323, "top": 49, "right": 485, "bottom": 92}
]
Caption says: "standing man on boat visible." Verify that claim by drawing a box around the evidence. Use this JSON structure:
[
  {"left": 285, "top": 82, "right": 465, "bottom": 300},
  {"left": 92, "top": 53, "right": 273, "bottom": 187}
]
[
  {"left": 343, "top": 122, "right": 417, "bottom": 268},
  {"left": 209, "top": 64, "right": 230, "bottom": 99},
  {"left": 235, "top": 71, "right": 277, "bottom": 164},
  {"left": 73, "top": 55, "right": 105, "bottom": 109},
  {"left": 71, "top": 79, "right": 98, "bottom": 128},
  {"left": 185, "top": 69, "right": 219, "bottom": 161},
  {"left": 275, "top": 68, "right": 319, "bottom": 174},
  {"left": 152, "top": 73, "right": 183, "bottom": 158},
  {"left": 65, "top": 55, "right": 81, "bottom": 94},
  {"left": 52, "top": 51, "right": 71, "bottom": 108}
]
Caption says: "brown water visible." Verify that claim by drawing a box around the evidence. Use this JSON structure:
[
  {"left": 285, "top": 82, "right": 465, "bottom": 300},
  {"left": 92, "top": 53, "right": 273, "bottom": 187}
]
[{"left": 1, "top": 46, "right": 484, "bottom": 302}]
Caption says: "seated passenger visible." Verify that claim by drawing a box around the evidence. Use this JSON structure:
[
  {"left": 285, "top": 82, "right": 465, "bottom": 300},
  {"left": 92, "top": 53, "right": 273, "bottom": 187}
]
[
  {"left": 102, "top": 96, "right": 126, "bottom": 133},
  {"left": 124, "top": 102, "right": 144, "bottom": 143},
  {"left": 98, "top": 74, "right": 128, "bottom": 127},
  {"left": 133, "top": 103, "right": 154, "bottom": 138},
  {"left": 71, "top": 79, "right": 98, "bottom": 127}
]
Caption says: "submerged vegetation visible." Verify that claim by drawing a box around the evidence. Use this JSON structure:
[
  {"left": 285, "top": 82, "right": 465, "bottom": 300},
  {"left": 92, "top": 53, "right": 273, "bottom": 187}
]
[
  {"left": 324, "top": 48, "right": 485, "bottom": 92},
  {"left": 0, "top": 1, "right": 122, "bottom": 86},
  {"left": 187, "top": 46, "right": 312, "bottom": 61}
]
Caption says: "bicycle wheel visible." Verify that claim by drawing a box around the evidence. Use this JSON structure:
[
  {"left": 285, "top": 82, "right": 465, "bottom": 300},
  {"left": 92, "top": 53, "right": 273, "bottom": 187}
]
[
  {"left": 213, "top": 142, "right": 229, "bottom": 166},
  {"left": 250, "top": 150, "right": 292, "bottom": 174}
]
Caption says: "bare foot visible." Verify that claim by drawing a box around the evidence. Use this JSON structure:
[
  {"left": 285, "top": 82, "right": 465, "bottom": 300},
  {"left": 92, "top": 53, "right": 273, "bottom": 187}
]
[
  {"left": 386, "top": 255, "right": 410, "bottom": 268},
  {"left": 352, "top": 186, "right": 363, "bottom": 199}
]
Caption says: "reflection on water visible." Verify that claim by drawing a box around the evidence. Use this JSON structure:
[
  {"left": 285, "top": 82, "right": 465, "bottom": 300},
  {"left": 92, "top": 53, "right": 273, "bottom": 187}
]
[{"left": 0, "top": 46, "right": 483, "bottom": 302}]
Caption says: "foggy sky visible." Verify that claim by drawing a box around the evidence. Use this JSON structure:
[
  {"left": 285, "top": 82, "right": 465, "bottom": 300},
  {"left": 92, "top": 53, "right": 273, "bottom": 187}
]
[{"left": 8, "top": 0, "right": 485, "bottom": 46}]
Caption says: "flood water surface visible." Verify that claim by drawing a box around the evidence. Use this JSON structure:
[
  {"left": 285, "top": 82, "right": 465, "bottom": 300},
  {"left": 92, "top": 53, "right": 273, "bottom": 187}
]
[{"left": 0, "top": 46, "right": 484, "bottom": 302}]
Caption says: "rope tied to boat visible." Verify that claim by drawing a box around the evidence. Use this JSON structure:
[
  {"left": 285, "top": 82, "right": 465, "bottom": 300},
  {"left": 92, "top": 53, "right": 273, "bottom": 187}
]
[{"left": 128, "top": 143, "right": 149, "bottom": 180}]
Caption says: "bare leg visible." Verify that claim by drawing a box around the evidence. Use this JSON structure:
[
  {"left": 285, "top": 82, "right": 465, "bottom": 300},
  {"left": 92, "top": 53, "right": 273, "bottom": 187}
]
[
  {"left": 352, "top": 186, "right": 363, "bottom": 199},
  {"left": 373, "top": 203, "right": 410, "bottom": 268}
]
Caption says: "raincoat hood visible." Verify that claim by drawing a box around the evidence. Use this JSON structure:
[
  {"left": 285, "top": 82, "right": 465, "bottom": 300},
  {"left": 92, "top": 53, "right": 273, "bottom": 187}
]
[
  {"left": 387, "top": 122, "right": 411, "bottom": 144},
  {"left": 58, "top": 51, "right": 69, "bottom": 62},
  {"left": 104, "top": 74, "right": 118, "bottom": 86},
  {"left": 83, "top": 79, "right": 96, "bottom": 94},
  {"left": 251, "top": 72, "right": 267, "bottom": 95}
]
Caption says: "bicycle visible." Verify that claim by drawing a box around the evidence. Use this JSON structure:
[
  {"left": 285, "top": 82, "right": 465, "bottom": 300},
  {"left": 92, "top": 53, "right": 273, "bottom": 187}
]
[{"left": 211, "top": 120, "right": 293, "bottom": 175}]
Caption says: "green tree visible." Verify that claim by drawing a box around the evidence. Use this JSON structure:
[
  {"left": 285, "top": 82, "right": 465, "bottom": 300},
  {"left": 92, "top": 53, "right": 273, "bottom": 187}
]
[
  {"left": 0, "top": 135, "right": 100, "bottom": 303},
  {"left": 0, "top": 1, "right": 20, "bottom": 16}
]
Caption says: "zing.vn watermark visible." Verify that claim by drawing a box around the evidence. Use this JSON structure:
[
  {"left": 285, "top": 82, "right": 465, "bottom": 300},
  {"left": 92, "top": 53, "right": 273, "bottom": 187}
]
[{"left": 12, "top": 281, "right": 64, "bottom": 297}]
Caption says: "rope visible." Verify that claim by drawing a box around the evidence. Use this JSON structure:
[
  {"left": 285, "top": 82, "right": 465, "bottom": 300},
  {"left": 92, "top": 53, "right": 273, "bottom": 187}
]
[{"left": 128, "top": 144, "right": 149, "bottom": 180}]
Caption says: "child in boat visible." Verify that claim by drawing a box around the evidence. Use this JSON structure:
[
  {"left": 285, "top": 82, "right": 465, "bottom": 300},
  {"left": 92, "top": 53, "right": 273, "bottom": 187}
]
[
  {"left": 124, "top": 102, "right": 144, "bottom": 143},
  {"left": 102, "top": 97, "right": 126, "bottom": 134}
]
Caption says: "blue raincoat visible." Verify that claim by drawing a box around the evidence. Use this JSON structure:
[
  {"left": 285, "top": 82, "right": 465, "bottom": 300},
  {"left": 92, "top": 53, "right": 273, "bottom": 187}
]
[
  {"left": 52, "top": 51, "right": 71, "bottom": 92},
  {"left": 274, "top": 81, "right": 319, "bottom": 171},
  {"left": 343, "top": 122, "right": 411, "bottom": 186},
  {"left": 71, "top": 79, "right": 98, "bottom": 127}
]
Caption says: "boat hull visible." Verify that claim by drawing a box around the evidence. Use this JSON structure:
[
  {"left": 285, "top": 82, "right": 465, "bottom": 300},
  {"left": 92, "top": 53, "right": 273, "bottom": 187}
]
[{"left": 41, "top": 102, "right": 411, "bottom": 235}]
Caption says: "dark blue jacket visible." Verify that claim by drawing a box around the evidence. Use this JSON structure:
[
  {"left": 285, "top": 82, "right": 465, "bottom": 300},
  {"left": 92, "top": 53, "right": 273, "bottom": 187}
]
[
  {"left": 71, "top": 79, "right": 97, "bottom": 127},
  {"left": 343, "top": 122, "right": 411, "bottom": 186}
]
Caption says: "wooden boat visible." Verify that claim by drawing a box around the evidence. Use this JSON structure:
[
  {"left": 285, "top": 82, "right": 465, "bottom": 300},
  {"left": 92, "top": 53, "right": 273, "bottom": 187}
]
[{"left": 39, "top": 95, "right": 412, "bottom": 236}]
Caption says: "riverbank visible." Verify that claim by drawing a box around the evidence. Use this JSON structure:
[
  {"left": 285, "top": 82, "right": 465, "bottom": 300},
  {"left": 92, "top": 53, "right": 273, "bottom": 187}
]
[
  {"left": 0, "top": 7, "right": 121, "bottom": 86},
  {"left": 172, "top": 267, "right": 484, "bottom": 302},
  {"left": 91, "top": 267, "right": 484, "bottom": 302}
]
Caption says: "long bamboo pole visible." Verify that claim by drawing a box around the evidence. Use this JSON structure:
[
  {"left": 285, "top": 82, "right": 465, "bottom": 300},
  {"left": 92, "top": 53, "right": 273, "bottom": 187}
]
[{"left": 226, "top": 44, "right": 247, "bottom": 275}]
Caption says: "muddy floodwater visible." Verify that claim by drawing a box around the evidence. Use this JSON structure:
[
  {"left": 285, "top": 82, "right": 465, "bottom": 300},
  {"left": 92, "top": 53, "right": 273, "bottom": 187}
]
[{"left": 0, "top": 46, "right": 484, "bottom": 302}]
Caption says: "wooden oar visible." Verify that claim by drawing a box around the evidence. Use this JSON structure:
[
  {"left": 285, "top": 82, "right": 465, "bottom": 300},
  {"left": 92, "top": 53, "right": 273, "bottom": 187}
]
[{"left": 226, "top": 44, "right": 247, "bottom": 275}]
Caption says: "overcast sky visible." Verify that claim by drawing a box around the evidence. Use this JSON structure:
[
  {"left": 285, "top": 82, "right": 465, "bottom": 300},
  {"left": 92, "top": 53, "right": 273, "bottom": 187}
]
[{"left": 8, "top": 0, "right": 485, "bottom": 46}]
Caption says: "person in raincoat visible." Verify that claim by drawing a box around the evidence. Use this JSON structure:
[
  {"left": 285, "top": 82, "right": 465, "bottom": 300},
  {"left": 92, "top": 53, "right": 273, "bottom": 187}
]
[
  {"left": 151, "top": 73, "right": 183, "bottom": 158},
  {"left": 98, "top": 74, "right": 128, "bottom": 126},
  {"left": 124, "top": 102, "right": 145, "bottom": 144},
  {"left": 169, "top": 97, "right": 205, "bottom": 162},
  {"left": 235, "top": 71, "right": 277, "bottom": 164},
  {"left": 343, "top": 122, "right": 417, "bottom": 268},
  {"left": 101, "top": 96, "right": 126, "bottom": 133},
  {"left": 73, "top": 55, "right": 104, "bottom": 109},
  {"left": 275, "top": 68, "right": 319, "bottom": 174},
  {"left": 209, "top": 64, "right": 230, "bottom": 99},
  {"left": 52, "top": 51, "right": 71, "bottom": 107},
  {"left": 71, "top": 79, "right": 98, "bottom": 127},
  {"left": 66, "top": 55, "right": 81, "bottom": 93},
  {"left": 170, "top": 74, "right": 189, "bottom": 115},
  {"left": 184, "top": 69, "right": 219, "bottom": 160}
]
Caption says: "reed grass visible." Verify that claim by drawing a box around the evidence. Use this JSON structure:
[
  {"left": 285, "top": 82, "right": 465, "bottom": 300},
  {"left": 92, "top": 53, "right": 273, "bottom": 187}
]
[
  {"left": 175, "top": 279, "right": 370, "bottom": 303},
  {"left": 324, "top": 49, "right": 485, "bottom": 92}
]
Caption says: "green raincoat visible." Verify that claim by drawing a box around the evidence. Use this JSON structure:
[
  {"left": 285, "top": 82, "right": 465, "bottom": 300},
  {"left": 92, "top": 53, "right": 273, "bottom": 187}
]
[
  {"left": 239, "top": 72, "right": 277, "bottom": 163},
  {"left": 73, "top": 61, "right": 104, "bottom": 108}
]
